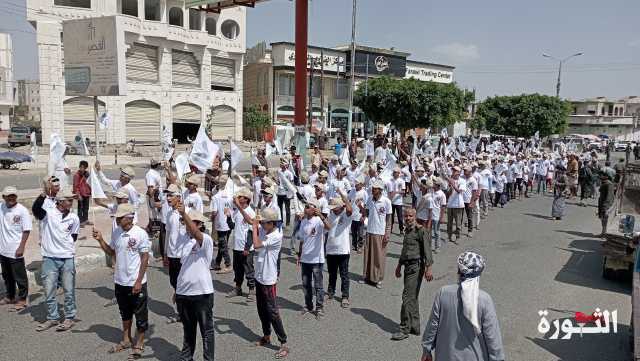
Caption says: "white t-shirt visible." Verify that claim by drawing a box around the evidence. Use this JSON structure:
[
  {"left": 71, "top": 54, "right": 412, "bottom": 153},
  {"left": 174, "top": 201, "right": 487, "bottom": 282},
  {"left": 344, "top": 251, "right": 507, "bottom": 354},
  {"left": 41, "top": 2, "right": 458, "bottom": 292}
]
[
  {"left": 328, "top": 178, "right": 352, "bottom": 199},
  {"left": 390, "top": 177, "right": 405, "bottom": 206},
  {"left": 537, "top": 159, "right": 549, "bottom": 176},
  {"left": 0, "top": 203, "right": 32, "bottom": 259},
  {"left": 232, "top": 206, "right": 255, "bottom": 251},
  {"left": 110, "top": 225, "right": 151, "bottom": 287},
  {"left": 346, "top": 167, "right": 360, "bottom": 186},
  {"left": 277, "top": 169, "right": 294, "bottom": 198},
  {"left": 401, "top": 166, "right": 411, "bottom": 183},
  {"left": 254, "top": 228, "right": 282, "bottom": 286},
  {"left": 416, "top": 193, "right": 433, "bottom": 221},
  {"left": 252, "top": 178, "right": 263, "bottom": 207},
  {"left": 40, "top": 207, "right": 80, "bottom": 259},
  {"left": 349, "top": 188, "right": 368, "bottom": 221},
  {"left": 183, "top": 191, "right": 204, "bottom": 214},
  {"left": 298, "top": 216, "right": 325, "bottom": 263},
  {"left": 99, "top": 172, "right": 141, "bottom": 209},
  {"left": 176, "top": 233, "right": 214, "bottom": 296},
  {"left": 165, "top": 209, "right": 187, "bottom": 258},
  {"left": 431, "top": 190, "right": 447, "bottom": 222},
  {"left": 446, "top": 178, "right": 467, "bottom": 208},
  {"left": 313, "top": 196, "right": 330, "bottom": 215},
  {"left": 145, "top": 169, "right": 163, "bottom": 191},
  {"left": 496, "top": 174, "right": 507, "bottom": 193},
  {"left": 478, "top": 169, "right": 492, "bottom": 190},
  {"left": 326, "top": 210, "right": 351, "bottom": 255},
  {"left": 365, "top": 196, "right": 392, "bottom": 235},
  {"left": 211, "top": 190, "right": 232, "bottom": 232},
  {"left": 462, "top": 176, "right": 478, "bottom": 204}
]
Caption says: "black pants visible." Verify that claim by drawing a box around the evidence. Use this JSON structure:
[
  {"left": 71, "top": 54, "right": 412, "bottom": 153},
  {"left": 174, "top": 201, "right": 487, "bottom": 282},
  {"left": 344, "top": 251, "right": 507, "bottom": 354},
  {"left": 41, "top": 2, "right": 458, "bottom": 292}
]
[
  {"left": 326, "top": 254, "right": 350, "bottom": 299},
  {"left": 391, "top": 204, "right": 404, "bottom": 232},
  {"left": 214, "top": 231, "right": 231, "bottom": 267},
  {"left": 255, "top": 282, "right": 287, "bottom": 344},
  {"left": 464, "top": 203, "right": 474, "bottom": 232},
  {"left": 158, "top": 223, "right": 166, "bottom": 260},
  {"left": 114, "top": 283, "right": 149, "bottom": 332},
  {"left": 232, "top": 250, "right": 255, "bottom": 290},
  {"left": 351, "top": 220, "right": 364, "bottom": 250},
  {"left": 276, "top": 195, "right": 291, "bottom": 226},
  {"left": 169, "top": 257, "right": 182, "bottom": 290},
  {"left": 77, "top": 196, "right": 90, "bottom": 223},
  {"left": 399, "top": 261, "right": 424, "bottom": 334},
  {"left": 0, "top": 255, "right": 28, "bottom": 301},
  {"left": 301, "top": 262, "right": 324, "bottom": 311},
  {"left": 176, "top": 293, "right": 215, "bottom": 361}
]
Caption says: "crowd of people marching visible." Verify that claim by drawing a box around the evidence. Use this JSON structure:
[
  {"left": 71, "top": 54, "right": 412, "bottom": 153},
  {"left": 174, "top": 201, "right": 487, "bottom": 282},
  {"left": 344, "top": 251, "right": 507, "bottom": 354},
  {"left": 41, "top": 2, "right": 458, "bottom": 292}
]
[{"left": 0, "top": 129, "right": 628, "bottom": 361}]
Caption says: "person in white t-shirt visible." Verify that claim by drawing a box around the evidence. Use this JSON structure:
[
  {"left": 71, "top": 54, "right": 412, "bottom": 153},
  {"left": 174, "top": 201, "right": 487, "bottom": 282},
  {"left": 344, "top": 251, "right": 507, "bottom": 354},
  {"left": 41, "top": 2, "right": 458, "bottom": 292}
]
[
  {"left": 175, "top": 210, "right": 215, "bottom": 361},
  {"left": 327, "top": 167, "right": 352, "bottom": 199},
  {"left": 389, "top": 168, "right": 406, "bottom": 233},
  {"left": 92, "top": 203, "right": 150, "bottom": 358},
  {"left": 95, "top": 161, "right": 141, "bottom": 211},
  {"left": 145, "top": 159, "right": 163, "bottom": 228},
  {"left": 358, "top": 180, "right": 392, "bottom": 288},
  {"left": 250, "top": 208, "right": 289, "bottom": 359},
  {"left": 210, "top": 174, "right": 233, "bottom": 273},
  {"left": 162, "top": 184, "right": 186, "bottom": 323},
  {"left": 431, "top": 180, "right": 447, "bottom": 252},
  {"left": 296, "top": 198, "right": 330, "bottom": 317},
  {"left": 349, "top": 176, "right": 368, "bottom": 253},
  {"left": 411, "top": 167, "right": 428, "bottom": 208},
  {"left": 326, "top": 191, "right": 353, "bottom": 308},
  {"left": 276, "top": 159, "right": 294, "bottom": 227},
  {"left": 445, "top": 166, "right": 467, "bottom": 243},
  {"left": 183, "top": 175, "right": 204, "bottom": 213},
  {"left": 478, "top": 161, "right": 493, "bottom": 218},
  {"left": 415, "top": 179, "right": 433, "bottom": 230},
  {"left": 0, "top": 186, "right": 32, "bottom": 311},
  {"left": 32, "top": 188, "right": 80, "bottom": 332},
  {"left": 494, "top": 170, "right": 508, "bottom": 208},
  {"left": 230, "top": 188, "right": 257, "bottom": 301},
  {"left": 462, "top": 166, "right": 479, "bottom": 238}
]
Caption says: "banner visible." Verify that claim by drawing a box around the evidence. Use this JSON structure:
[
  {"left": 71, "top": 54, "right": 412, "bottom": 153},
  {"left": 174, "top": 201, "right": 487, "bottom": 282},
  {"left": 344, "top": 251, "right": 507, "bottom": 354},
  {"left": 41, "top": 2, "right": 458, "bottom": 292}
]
[
  {"left": 230, "top": 141, "right": 244, "bottom": 170},
  {"left": 175, "top": 152, "right": 191, "bottom": 182},
  {"left": 74, "top": 131, "right": 90, "bottom": 156},
  {"left": 189, "top": 125, "right": 219, "bottom": 173},
  {"left": 89, "top": 169, "right": 106, "bottom": 199},
  {"left": 99, "top": 112, "right": 111, "bottom": 129}
]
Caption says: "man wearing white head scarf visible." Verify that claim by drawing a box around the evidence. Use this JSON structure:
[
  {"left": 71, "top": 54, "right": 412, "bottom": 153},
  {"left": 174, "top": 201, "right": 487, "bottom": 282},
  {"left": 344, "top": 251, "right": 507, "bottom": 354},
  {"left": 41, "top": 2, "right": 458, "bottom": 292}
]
[{"left": 420, "top": 251, "right": 504, "bottom": 361}]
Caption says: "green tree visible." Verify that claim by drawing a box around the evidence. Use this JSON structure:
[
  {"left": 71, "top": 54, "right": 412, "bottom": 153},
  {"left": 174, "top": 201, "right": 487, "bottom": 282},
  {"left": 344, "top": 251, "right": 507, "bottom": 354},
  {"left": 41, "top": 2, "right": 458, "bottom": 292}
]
[
  {"left": 474, "top": 94, "right": 570, "bottom": 137},
  {"left": 243, "top": 105, "right": 272, "bottom": 140},
  {"left": 353, "top": 76, "right": 470, "bottom": 131}
]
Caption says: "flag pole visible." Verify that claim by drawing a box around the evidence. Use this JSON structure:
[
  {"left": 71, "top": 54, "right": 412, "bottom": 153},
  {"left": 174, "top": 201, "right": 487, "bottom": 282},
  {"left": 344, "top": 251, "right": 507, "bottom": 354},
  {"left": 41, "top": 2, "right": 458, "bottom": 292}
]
[{"left": 93, "top": 96, "right": 100, "bottom": 162}]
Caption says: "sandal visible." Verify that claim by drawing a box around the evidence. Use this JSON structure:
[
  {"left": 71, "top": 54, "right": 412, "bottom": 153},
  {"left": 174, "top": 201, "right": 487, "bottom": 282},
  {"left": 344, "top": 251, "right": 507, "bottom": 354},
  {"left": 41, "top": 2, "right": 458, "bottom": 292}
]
[
  {"left": 36, "top": 320, "right": 59, "bottom": 332},
  {"left": 109, "top": 341, "right": 132, "bottom": 354},
  {"left": 56, "top": 319, "right": 75, "bottom": 332},
  {"left": 128, "top": 346, "right": 144, "bottom": 360},
  {"left": 255, "top": 336, "right": 271, "bottom": 347},
  {"left": 9, "top": 302, "right": 27, "bottom": 312},
  {"left": 274, "top": 346, "right": 289, "bottom": 359},
  {"left": 0, "top": 298, "right": 15, "bottom": 306}
]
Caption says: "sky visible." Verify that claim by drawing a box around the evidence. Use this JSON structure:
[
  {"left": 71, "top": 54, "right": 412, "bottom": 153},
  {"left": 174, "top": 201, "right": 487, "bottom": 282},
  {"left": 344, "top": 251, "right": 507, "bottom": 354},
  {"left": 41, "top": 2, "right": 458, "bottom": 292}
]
[{"left": 2, "top": 0, "right": 639, "bottom": 100}]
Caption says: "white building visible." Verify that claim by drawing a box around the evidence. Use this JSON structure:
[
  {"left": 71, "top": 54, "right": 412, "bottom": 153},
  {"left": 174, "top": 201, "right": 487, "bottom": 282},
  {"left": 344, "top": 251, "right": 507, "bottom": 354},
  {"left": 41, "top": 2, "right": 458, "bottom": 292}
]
[
  {"left": 16, "top": 80, "right": 41, "bottom": 123},
  {"left": 568, "top": 97, "right": 640, "bottom": 141},
  {"left": 27, "top": 0, "right": 248, "bottom": 144},
  {"left": 0, "top": 33, "right": 13, "bottom": 131}
]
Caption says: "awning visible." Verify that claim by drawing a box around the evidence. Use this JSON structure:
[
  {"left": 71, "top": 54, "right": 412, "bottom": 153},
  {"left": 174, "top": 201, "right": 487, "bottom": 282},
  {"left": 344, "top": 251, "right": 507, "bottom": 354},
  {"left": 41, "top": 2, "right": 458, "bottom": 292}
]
[{"left": 186, "top": 0, "right": 267, "bottom": 10}]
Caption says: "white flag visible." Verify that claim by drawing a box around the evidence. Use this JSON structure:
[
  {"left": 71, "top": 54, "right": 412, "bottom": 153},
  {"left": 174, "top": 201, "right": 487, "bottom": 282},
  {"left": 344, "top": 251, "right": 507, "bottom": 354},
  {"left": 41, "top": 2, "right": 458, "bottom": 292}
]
[
  {"left": 230, "top": 141, "right": 244, "bottom": 170},
  {"left": 224, "top": 177, "right": 236, "bottom": 196},
  {"left": 265, "top": 143, "right": 276, "bottom": 157},
  {"left": 161, "top": 126, "right": 174, "bottom": 161},
  {"left": 74, "top": 131, "right": 90, "bottom": 156},
  {"left": 99, "top": 112, "right": 111, "bottom": 130},
  {"left": 89, "top": 170, "right": 106, "bottom": 199},
  {"left": 175, "top": 152, "right": 191, "bottom": 182},
  {"left": 189, "top": 125, "right": 219, "bottom": 173},
  {"left": 250, "top": 148, "right": 260, "bottom": 166},
  {"left": 48, "top": 133, "right": 66, "bottom": 176},
  {"left": 340, "top": 146, "right": 351, "bottom": 167},
  {"left": 441, "top": 128, "right": 448, "bottom": 138}
]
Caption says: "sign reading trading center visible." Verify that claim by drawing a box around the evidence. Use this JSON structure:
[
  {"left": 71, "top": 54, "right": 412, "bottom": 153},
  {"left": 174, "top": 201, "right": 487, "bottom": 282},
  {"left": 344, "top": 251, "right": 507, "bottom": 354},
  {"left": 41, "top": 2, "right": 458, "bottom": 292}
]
[{"left": 62, "top": 16, "right": 127, "bottom": 96}]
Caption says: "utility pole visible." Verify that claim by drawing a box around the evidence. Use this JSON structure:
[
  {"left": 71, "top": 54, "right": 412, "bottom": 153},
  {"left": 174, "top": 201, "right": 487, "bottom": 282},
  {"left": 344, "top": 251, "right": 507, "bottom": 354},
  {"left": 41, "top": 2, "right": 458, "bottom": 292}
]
[
  {"left": 346, "top": 0, "right": 357, "bottom": 143},
  {"left": 320, "top": 49, "right": 325, "bottom": 133},
  {"left": 542, "top": 52, "right": 583, "bottom": 98}
]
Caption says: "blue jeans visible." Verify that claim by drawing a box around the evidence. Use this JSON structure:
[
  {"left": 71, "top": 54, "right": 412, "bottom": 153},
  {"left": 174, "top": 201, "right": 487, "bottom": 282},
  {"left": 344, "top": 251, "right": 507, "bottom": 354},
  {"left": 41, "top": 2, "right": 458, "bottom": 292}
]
[
  {"left": 301, "top": 263, "right": 324, "bottom": 311},
  {"left": 432, "top": 221, "right": 442, "bottom": 250},
  {"left": 41, "top": 257, "right": 76, "bottom": 321}
]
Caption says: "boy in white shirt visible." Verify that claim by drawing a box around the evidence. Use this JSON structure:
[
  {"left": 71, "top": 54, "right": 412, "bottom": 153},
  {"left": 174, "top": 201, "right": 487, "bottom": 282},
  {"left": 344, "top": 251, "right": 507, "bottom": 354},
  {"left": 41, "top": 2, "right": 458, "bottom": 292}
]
[
  {"left": 175, "top": 210, "right": 215, "bottom": 361},
  {"left": 389, "top": 168, "right": 406, "bottom": 234},
  {"left": 210, "top": 174, "right": 233, "bottom": 273},
  {"left": 183, "top": 175, "right": 204, "bottom": 213},
  {"left": 92, "top": 203, "right": 150, "bottom": 359},
  {"left": 326, "top": 191, "right": 353, "bottom": 308},
  {"left": 296, "top": 199, "right": 330, "bottom": 318},
  {"left": 349, "top": 177, "right": 368, "bottom": 253},
  {"left": 0, "top": 186, "right": 32, "bottom": 311},
  {"left": 431, "top": 180, "right": 447, "bottom": 252},
  {"left": 462, "top": 166, "right": 479, "bottom": 238},
  {"left": 230, "top": 188, "right": 257, "bottom": 301},
  {"left": 251, "top": 208, "right": 289, "bottom": 359}
]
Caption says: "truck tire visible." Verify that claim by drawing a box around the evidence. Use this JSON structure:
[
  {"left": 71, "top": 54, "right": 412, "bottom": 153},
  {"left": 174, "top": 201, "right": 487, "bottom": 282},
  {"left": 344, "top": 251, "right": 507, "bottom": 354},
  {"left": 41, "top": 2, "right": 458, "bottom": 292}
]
[{"left": 602, "top": 257, "right": 615, "bottom": 280}]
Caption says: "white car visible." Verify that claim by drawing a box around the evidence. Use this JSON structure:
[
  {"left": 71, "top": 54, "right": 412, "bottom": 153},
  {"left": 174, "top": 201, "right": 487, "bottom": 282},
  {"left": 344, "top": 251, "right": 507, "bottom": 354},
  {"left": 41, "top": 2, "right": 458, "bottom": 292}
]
[{"left": 614, "top": 142, "right": 629, "bottom": 152}]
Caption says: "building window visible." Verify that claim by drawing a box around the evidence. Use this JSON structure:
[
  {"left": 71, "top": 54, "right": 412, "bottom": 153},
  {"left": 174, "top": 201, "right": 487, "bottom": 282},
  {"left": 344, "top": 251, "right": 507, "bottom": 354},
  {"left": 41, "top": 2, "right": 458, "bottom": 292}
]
[
  {"left": 335, "top": 78, "right": 348, "bottom": 99},
  {"left": 601, "top": 107, "right": 605, "bottom": 115},
  {"left": 278, "top": 74, "right": 295, "bottom": 96},
  {"left": 120, "top": 0, "right": 138, "bottom": 16},
  {"left": 54, "top": 0, "right": 91, "bottom": 8},
  {"left": 614, "top": 108, "right": 618, "bottom": 116},
  {"left": 211, "top": 57, "right": 235, "bottom": 91},
  {"left": 221, "top": 20, "right": 240, "bottom": 40},
  {"left": 205, "top": 17, "right": 216, "bottom": 35},
  {"left": 257, "top": 72, "right": 262, "bottom": 96},
  {"left": 169, "top": 8, "right": 184, "bottom": 26},
  {"left": 263, "top": 71, "right": 269, "bottom": 96},
  {"left": 145, "top": 0, "right": 160, "bottom": 21},
  {"left": 189, "top": 8, "right": 201, "bottom": 30},
  {"left": 311, "top": 76, "right": 321, "bottom": 98}
]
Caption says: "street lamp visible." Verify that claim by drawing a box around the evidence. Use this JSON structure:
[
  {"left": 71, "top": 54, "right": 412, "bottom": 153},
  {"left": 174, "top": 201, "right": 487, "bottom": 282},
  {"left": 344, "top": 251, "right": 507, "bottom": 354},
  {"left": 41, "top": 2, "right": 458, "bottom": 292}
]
[{"left": 542, "top": 52, "right": 583, "bottom": 98}]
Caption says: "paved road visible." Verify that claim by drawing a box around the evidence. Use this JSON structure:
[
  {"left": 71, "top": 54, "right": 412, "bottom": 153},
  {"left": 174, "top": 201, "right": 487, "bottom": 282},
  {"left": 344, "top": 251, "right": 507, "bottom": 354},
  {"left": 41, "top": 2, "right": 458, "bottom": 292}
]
[{"left": 0, "top": 191, "right": 632, "bottom": 361}]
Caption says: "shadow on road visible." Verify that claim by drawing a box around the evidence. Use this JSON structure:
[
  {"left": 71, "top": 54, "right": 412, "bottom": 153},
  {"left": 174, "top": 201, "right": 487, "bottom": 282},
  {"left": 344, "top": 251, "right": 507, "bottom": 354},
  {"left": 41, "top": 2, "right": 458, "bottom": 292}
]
[
  {"left": 350, "top": 307, "right": 397, "bottom": 334},
  {"left": 522, "top": 213, "right": 552, "bottom": 221},
  {"left": 76, "top": 286, "right": 113, "bottom": 301},
  {"left": 526, "top": 321, "right": 630, "bottom": 361},
  {"left": 554, "top": 239, "right": 631, "bottom": 295},
  {"left": 72, "top": 323, "right": 122, "bottom": 344},
  {"left": 144, "top": 325, "right": 181, "bottom": 361},
  {"left": 556, "top": 230, "right": 599, "bottom": 238},
  {"left": 215, "top": 315, "right": 266, "bottom": 346}
]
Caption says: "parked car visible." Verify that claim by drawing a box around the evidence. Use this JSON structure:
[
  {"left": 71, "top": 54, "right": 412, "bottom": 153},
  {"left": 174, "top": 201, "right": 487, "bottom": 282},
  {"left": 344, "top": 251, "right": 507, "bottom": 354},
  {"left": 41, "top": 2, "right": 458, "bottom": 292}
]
[
  {"left": 587, "top": 142, "right": 603, "bottom": 152},
  {"left": 615, "top": 141, "right": 630, "bottom": 152},
  {"left": 8, "top": 126, "right": 31, "bottom": 147}
]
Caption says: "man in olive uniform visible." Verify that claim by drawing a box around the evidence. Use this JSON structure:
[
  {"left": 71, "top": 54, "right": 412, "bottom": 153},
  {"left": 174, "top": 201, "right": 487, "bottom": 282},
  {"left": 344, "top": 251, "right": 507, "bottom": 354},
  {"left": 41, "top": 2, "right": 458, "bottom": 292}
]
[{"left": 391, "top": 208, "right": 434, "bottom": 341}]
